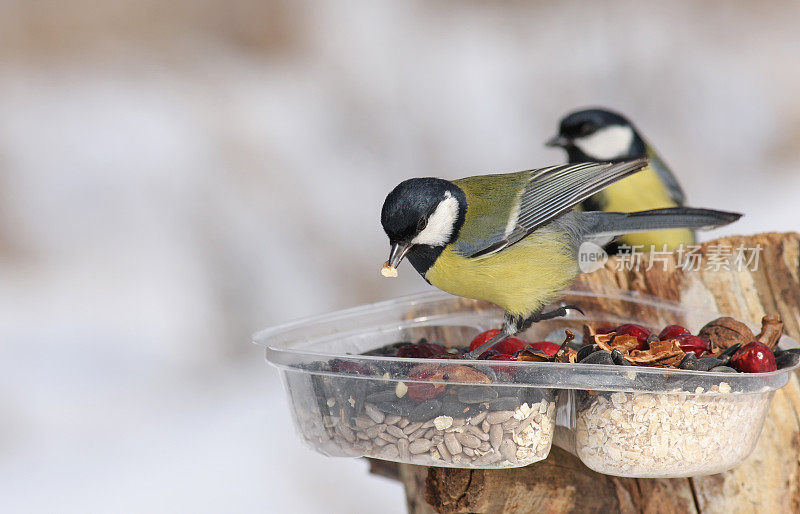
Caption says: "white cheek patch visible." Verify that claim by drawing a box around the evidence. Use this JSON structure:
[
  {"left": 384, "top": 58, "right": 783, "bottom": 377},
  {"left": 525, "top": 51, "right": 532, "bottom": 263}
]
[
  {"left": 411, "top": 192, "right": 459, "bottom": 246},
  {"left": 574, "top": 125, "right": 634, "bottom": 160}
]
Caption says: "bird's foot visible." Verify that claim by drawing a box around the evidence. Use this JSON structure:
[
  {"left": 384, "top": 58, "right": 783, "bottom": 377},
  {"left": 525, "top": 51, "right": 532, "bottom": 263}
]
[
  {"left": 529, "top": 304, "right": 584, "bottom": 323},
  {"left": 462, "top": 329, "right": 511, "bottom": 360},
  {"left": 461, "top": 306, "right": 583, "bottom": 360}
]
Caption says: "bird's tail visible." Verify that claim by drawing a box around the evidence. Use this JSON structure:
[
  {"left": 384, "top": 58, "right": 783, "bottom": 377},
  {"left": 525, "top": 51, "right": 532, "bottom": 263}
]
[{"left": 584, "top": 207, "right": 742, "bottom": 238}]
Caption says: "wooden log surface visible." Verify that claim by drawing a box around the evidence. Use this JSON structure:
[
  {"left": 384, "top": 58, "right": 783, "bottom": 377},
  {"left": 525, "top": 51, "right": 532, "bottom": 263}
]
[{"left": 385, "top": 232, "right": 800, "bottom": 513}]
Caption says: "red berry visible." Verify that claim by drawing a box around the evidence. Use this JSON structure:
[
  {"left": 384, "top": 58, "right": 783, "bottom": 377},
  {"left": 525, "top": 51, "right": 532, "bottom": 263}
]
[
  {"left": 615, "top": 324, "right": 652, "bottom": 350},
  {"left": 731, "top": 342, "right": 777, "bottom": 373},
  {"left": 468, "top": 330, "right": 502, "bottom": 352},
  {"left": 495, "top": 337, "right": 529, "bottom": 354},
  {"left": 675, "top": 334, "right": 710, "bottom": 357},
  {"left": 396, "top": 341, "right": 449, "bottom": 359},
  {"left": 659, "top": 324, "right": 691, "bottom": 341},
  {"left": 405, "top": 368, "right": 445, "bottom": 401},
  {"left": 487, "top": 353, "right": 517, "bottom": 375},
  {"left": 527, "top": 341, "right": 561, "bottom": 356}
]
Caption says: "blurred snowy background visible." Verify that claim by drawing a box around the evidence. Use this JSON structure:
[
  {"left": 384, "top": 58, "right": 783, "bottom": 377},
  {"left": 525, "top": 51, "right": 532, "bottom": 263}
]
[{"left": 1, "top": 1, "right": 799, "bottom": 512}]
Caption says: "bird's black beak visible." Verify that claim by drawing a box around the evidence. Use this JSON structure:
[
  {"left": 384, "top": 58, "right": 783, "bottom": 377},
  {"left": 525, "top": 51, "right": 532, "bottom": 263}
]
[
  {"left": 388, "top": 242, "right": 411, "bottom": 268},
  {"left": 546, "top": 135, "right": 570, "bottom": 148},
  {"left": 381, "top": 242, "right": 411, "bottom": 278}
]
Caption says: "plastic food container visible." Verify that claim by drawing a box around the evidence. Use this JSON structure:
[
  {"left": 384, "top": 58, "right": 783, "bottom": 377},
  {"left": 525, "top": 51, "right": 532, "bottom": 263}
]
[{"left": 255, "top": 290, "right": 799, "bottom": 475}]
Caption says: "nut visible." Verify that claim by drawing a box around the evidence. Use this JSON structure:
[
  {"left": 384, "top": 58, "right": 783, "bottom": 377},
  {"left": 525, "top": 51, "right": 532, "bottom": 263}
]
[{"left": 699, "top": 317, "right": 755, "bottom": 352}]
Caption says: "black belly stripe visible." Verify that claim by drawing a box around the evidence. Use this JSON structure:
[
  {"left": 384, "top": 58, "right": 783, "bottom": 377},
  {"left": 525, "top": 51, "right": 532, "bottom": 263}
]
[{"left": 407, "top": 245, "right": 445, "bottom": 280}]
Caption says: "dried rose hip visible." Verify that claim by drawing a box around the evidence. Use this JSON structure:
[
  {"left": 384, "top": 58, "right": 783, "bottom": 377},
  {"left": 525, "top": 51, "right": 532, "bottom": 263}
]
[
  {"left": 396, "top": 341, "right": 449, "bottom": 359},
  {"left": 675, "top": 334, "right": 710, "bottom": 357},
  {"left": 527, "top": 341, "right": 561, "bottom": 356},
  {"left": 659, "top": 324, "right": 691, "bottom": 341},
  {"left": 468, "top": 329, "right": 502, "bottom": 352},
  {"left": 730, "top": 342, "right": 777, "bottom": 373},
  {"left": 494, "top": 337, "right": 529, "bottom": 354},
  {"left": 615, "top": 324, "right": 652, "bottom": 350},
  {"left": 405, "top": 368, "right": 445, "bottom": 401}
]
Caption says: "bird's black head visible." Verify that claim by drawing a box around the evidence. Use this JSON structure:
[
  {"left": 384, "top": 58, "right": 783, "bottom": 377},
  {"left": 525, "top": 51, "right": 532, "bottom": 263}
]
[
  {"left": 547, "top": 108, "right": 644, "bottom": 162},
  {"left": 380, "top": 178, "right": 466, "bottom": 275}
]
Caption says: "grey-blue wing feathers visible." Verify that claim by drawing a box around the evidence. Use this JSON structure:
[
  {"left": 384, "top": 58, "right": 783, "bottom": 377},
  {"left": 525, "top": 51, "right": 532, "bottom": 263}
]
[
  {"left": 580, "top": 208, "right": 741, "bottom": 238},
  {"left": 464, "top": 159, "right": 647, "bottom": 258}
]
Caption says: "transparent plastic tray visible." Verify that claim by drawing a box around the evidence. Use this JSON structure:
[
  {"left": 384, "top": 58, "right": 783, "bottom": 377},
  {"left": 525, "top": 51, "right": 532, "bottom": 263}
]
[{"left": 255, "top": 290, "right": 798, "bottom": 476}]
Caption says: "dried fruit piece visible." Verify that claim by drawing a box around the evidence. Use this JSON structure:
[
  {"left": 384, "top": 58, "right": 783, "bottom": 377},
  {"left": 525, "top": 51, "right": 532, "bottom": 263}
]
[
  {"left": 698, "top": 317, "right": 755, "bottom": 352},
  {"left": 495, "top": 337, "right": 530, "bottom": 354},
  {"left": 659, "top": 324, "right": 691, "bottom": 341},
  {"left": 583, "top": 324, "right": 613, "bottom": 346},
  {"left": 527, "top": 341, "right": 561, "bottom": 356},
  {"left": 440, "top": 365, "right": 492, "bottom": 384},
  {"left": 514, "top": 348, "right": 551, "bottom": 362},
  {"left": 405, "top": 366, "right": 446, "bottom": 401},
  {"left": 755, "top": 314, "right": 783, "bottom": 350},
  {"left": 675, "top": 334, "right": 710, "bottom": 357},
  {"left": 590, "top": 332, "right": 616, "bottom": 347},
  {"left": 608, "top": 334, "right": 642, "bottom": 354},
  {"left": 614, "top": 324, "right": 652, "bottom": 349},
  {"left": 555, "top": 347, "right": 578, "bottom": 364},
  {"left": 626, "top": 339, "right": 685, "bottom": 367},
  {"left": 730, "top": 342, "right": 777, "bottom": 373}
]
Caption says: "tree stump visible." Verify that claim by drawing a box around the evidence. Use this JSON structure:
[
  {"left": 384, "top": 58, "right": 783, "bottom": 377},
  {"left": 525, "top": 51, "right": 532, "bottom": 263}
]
[{"left": 388, "top": 232, "right": 800, "bottom": 513}]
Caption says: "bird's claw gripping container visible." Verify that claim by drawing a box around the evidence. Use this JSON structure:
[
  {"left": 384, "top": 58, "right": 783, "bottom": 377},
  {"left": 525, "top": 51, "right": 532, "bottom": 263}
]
[{"left": 255, "top": 290, "right": 799, "bottom": 476}]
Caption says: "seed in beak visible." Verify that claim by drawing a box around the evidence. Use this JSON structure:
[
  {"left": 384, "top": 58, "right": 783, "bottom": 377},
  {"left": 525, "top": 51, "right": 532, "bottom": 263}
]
[{"left": 380, "top": 261, "right": 398, "bottom": 278}]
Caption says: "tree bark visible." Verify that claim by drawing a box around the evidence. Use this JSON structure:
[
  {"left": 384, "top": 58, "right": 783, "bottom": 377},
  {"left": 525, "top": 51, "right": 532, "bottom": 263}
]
[{"left": 389, "top": 232, "right": 800, "bottom": 513}]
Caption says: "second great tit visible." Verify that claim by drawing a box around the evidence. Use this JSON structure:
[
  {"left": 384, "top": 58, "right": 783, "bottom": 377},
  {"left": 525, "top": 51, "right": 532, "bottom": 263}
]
[
  {"left": 547, "top": 108, "right": 693, "bottom": 251},
  {"left": 380, "top": 159, "right": 741, "bottom": 358}
]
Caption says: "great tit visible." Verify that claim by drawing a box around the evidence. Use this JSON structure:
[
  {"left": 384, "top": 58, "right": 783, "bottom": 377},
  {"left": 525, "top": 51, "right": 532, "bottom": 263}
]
[
  {"left": 547, "top": 108, "right": 692, "bottom": 251},
  {"left": 380, "top": 160, "right": 741, "bottom": 358}
]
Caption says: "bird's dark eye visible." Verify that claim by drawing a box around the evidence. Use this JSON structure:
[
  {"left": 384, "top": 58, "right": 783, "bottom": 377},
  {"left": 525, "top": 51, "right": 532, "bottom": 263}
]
[
  {"left": 417, "top": 218, "right": 428, "bottom": 232},
  {"left": 579, "top": 122, "right": 597, "bottom": 136}
]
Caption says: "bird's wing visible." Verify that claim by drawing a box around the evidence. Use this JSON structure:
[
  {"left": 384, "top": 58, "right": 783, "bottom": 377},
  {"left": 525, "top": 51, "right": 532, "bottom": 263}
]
[
  {"left": 453, "top": 159, "right": 647, "bottom": 258},
  {"left": 645, "top": 144, "right": 685, "bottom": 205}
]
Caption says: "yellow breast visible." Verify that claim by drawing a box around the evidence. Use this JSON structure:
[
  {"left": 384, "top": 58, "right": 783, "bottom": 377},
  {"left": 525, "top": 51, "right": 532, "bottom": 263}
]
[
  {"left": 424, "top": 229, "right": 579, "bottom": 318},
  {"left": 598, "top": 166, "right": 694, "bottom": 250}
]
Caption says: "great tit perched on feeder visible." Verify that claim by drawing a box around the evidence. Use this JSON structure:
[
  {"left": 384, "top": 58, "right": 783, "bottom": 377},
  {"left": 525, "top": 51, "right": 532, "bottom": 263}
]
[
  {"left": 380, "top": 159, "right": 741, "bottom": 359},
  {"left": 547, "top": 108, "right": 693, "bottom": 251}
]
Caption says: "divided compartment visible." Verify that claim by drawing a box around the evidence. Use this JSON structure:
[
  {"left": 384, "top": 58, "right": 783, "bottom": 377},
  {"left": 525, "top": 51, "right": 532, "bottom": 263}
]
[{"left": 256, "top": 290, "right": 798, "bottom": 474}]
